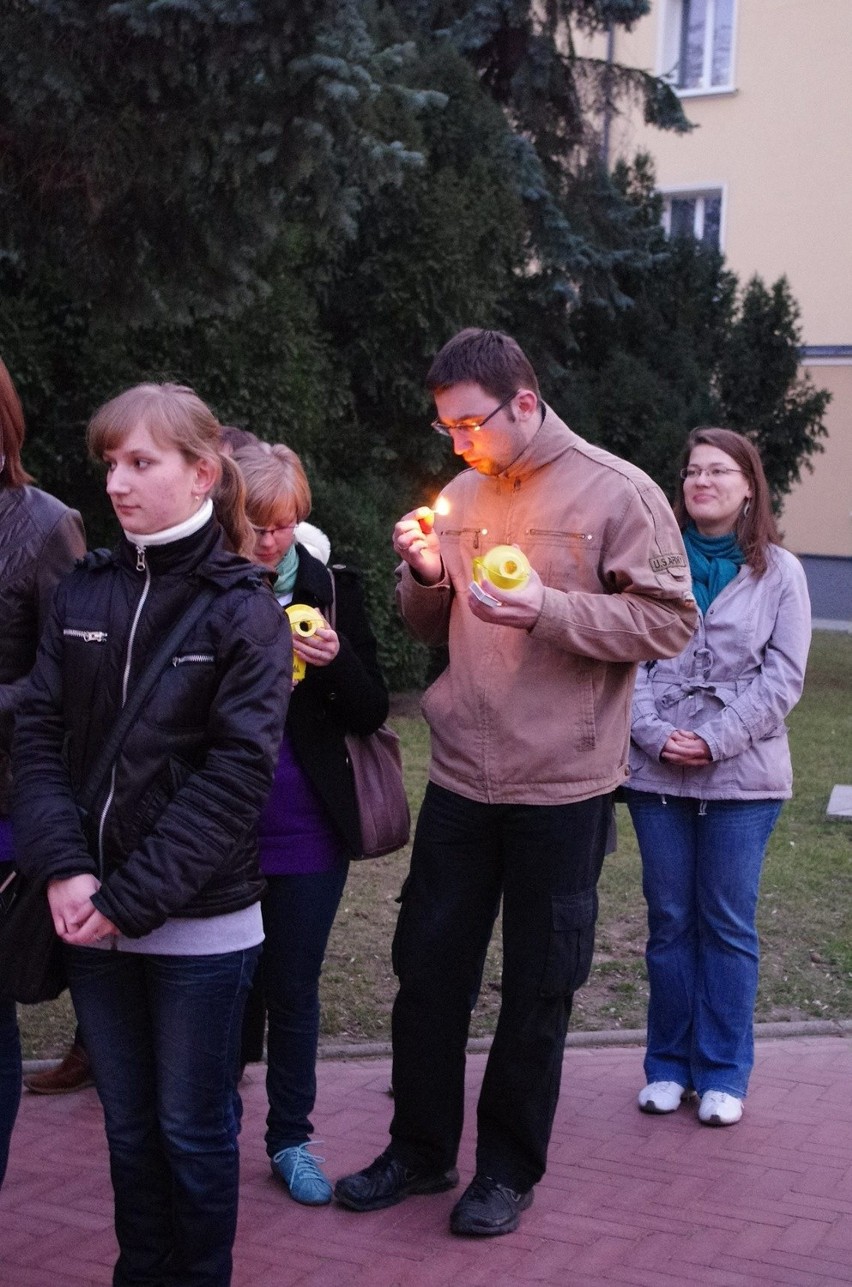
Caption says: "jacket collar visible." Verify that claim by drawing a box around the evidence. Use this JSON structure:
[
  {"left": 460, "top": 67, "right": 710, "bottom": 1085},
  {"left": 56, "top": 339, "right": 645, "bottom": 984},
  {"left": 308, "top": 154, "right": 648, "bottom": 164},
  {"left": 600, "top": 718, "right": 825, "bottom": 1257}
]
[
  {"left": 92, "top": 517, "right": 264, "bottom": 590},
  {"left": 293, "top": 545, "right": 334, "bottom": 610},
  {"left": 496, "top": 403, "right": 579, "bottom": 483}
]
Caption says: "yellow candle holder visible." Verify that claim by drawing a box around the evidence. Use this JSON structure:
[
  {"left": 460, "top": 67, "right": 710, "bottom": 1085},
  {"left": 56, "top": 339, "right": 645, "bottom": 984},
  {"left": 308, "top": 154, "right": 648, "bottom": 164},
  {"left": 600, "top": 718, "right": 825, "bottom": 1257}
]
[
  {"left": 285, "top": 604, "right": 326, "bottom": 682},
  {"left": 472, "top": 545, "right": 531, "bottom": 592}
]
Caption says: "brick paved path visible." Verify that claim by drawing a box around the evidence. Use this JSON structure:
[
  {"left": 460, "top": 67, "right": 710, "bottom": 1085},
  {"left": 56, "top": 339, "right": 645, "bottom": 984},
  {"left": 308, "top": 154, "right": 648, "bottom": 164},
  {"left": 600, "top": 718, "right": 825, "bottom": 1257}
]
[{"left": 2, "top": 1033, "right": 851, "bottom": 1285}]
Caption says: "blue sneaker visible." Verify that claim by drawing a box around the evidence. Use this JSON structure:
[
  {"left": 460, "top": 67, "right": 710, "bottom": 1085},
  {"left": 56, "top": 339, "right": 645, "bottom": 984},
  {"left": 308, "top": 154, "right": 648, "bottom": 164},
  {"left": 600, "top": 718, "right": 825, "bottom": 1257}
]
[{"left": 271, "top": 1142, "right": 333, "bottom": 1206}]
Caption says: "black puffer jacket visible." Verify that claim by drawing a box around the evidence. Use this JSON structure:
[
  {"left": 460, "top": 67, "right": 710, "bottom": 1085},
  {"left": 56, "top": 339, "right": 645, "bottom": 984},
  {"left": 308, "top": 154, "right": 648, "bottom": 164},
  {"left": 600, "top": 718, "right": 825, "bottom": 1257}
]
[
  {"left": 285, "top": 547, "right": 389, "bottom": 855},
  {"left": 12, "top": 518, "right": 291, "bottom": 937},
  {"left": 0, "top": 486, "right": 86, "bottom": 815}
]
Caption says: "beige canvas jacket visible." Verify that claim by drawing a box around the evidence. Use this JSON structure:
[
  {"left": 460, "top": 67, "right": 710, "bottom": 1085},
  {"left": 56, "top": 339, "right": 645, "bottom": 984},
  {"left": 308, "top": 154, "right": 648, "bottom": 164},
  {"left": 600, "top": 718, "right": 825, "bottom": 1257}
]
[{"left": 397, "top": 406, "right": 697, "bottom": 805}]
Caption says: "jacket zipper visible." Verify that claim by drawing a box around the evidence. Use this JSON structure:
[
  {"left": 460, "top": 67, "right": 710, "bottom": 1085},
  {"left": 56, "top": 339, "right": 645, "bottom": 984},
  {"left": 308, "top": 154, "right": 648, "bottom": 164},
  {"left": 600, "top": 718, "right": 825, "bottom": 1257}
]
[
  {"left": 171, "top": 653, "right": 214, "bottom": 666},
  {"left": 443, "top": 527, "right": 489, "bottom": 549},
  {"left": 527, "top": 528, "right": 594, "bottom": 541},
  {"left": 63, "top": 629, "right": 108, "bottom": 643},
  {"left": 95, "top": 548, "right": 150, "bottom": 878}
]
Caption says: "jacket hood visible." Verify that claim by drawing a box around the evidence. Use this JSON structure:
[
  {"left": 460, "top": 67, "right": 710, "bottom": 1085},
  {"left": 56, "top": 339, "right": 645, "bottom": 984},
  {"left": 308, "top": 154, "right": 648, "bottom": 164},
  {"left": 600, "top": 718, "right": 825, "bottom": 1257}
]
[{"left": 295, "top": 521, "right": 331, "bottom": 565}]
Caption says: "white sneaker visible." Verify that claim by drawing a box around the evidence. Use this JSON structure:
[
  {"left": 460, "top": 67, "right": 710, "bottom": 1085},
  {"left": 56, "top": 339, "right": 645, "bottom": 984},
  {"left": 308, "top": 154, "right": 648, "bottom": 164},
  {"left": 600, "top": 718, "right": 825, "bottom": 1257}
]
[
  {"left": 698, "top": 1090, "right": 743, "bottom": 1126},
  {"left": 637, "top": 1080, "right": 688, "bottom": 1114}
]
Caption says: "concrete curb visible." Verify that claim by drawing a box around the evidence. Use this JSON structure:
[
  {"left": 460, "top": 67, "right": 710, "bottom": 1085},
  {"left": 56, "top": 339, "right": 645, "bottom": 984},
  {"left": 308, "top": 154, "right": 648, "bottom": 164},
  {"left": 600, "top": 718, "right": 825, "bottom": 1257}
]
[
  {"left": 21, "top": 1017, "right": 852, "bottom": 1076},
  {"left": 315, "top": 1016, "right": 852, "bottom": 1061}
]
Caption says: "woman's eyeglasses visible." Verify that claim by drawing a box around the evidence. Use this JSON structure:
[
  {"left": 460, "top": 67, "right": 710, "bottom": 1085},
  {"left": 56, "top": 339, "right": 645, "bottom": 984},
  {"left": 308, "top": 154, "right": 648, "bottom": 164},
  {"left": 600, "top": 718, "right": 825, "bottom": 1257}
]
[
  {"left": 680, "top": 466, "right": 744, "bottom": 481},
  {"left": 251, "top": 522, "right": 297, "bottom": 538}
]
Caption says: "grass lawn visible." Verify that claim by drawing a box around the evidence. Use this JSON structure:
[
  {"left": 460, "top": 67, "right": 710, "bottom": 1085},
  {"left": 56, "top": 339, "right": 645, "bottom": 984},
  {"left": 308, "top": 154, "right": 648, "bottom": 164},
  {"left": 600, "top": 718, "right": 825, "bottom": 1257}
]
[{"left": 17, "top": 630, "right": 852, "bottom": 1059}]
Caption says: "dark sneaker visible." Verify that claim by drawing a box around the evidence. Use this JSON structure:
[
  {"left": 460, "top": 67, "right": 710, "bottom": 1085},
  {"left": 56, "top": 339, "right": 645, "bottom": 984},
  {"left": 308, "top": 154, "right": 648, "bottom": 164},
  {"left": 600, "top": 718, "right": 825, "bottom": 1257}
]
[
  {"left": 450, "top": 1174, "right": 534, "bottom": 1237},
  {"left": 334, "top": 1152, "right": 459, "bottom": 1212}
]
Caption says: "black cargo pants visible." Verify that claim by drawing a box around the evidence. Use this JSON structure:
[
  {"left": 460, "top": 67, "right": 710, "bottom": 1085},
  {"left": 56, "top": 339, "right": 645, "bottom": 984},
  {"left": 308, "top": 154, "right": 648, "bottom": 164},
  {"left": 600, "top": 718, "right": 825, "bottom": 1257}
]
[{"left": 389, "top": 781, "right": 613, "bottom": 1191}]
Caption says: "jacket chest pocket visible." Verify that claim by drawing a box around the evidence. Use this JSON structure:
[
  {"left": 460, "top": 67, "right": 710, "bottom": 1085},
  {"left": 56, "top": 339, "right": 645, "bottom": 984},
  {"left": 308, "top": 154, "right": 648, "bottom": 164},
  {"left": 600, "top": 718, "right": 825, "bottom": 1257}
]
[
  {"left": 439, "top": 526, "right": 491, "bottom": 586},
  {"left": 523, "top": 528, "right": 600, "bottom": 592},
  {"left": 140, "top": 654, "right": 218, "bottom": 735},
  {"left": 62, "top": 624, "right": 109, "bottom": 646},
  {"left": 61, "top": 618, "right": 110, "bottom": 691}
]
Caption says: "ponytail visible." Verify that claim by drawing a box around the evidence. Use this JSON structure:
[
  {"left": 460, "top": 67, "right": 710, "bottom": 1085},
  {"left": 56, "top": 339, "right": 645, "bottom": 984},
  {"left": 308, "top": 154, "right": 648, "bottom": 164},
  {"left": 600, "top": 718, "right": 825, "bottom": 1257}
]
[{"left": 215, "top": 453, "right": 255, "bottom": 558}]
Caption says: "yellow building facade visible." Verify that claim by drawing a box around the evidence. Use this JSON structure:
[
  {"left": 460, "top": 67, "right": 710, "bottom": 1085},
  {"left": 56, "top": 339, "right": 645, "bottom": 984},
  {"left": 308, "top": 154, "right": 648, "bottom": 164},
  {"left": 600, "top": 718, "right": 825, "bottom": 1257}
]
[{"left": 593, "top": 0, "right": 852, "bottom": 617}]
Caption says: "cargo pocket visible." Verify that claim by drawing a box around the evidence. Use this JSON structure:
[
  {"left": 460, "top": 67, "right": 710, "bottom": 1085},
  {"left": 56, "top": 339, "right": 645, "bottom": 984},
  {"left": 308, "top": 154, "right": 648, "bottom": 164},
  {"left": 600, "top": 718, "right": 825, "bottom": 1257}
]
[{"left": 539, "top": 887, "right": 598, "bottom": 998}]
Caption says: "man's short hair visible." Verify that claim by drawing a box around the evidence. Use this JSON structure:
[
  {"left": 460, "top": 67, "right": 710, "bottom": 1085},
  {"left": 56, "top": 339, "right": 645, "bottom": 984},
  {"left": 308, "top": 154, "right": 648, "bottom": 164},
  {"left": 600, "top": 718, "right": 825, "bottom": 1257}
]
[{"left": 426, "top": 329, "right": 540, "bottom": 402}]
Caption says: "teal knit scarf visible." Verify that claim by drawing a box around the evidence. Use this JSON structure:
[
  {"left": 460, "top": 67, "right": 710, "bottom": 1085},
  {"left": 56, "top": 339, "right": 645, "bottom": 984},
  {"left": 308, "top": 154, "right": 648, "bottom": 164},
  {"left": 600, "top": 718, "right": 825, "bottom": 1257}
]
[
  {"left": 272, "top": 545, "right": 299, "bottom": 598},
  {"left": 682, "top": 523, "right": 744, "bottom": 614}
]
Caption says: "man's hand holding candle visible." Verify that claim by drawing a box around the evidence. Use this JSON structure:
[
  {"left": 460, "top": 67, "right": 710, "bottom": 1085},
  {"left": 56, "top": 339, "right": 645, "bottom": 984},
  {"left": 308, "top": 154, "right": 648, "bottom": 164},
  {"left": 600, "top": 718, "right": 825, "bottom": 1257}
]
[
  {"left": 394, "top": 506, "right": 445, "bottom": 585},
  {"left": 467, "top": 567, "right": 545, "bottom": 629}
]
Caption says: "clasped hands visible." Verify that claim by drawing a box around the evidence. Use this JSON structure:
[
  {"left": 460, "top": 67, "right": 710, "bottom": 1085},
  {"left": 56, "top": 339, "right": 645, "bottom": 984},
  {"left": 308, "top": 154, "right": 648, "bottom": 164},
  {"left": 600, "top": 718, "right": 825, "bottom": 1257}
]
[
  {"left": 393, "top": 509, "right": 543, "bottom": 629},
  {"left": 47, "top": 873, "right": 119, "bottom": 945},
  {"left": 660, "top": 729, "right": 712, "bottom": 766}
]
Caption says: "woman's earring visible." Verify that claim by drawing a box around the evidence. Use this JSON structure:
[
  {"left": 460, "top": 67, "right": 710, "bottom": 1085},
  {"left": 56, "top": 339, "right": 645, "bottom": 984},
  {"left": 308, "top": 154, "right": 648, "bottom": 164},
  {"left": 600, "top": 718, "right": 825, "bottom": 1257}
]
[{"left": 743, "top": 499, "right": 751, "bottom": 517}]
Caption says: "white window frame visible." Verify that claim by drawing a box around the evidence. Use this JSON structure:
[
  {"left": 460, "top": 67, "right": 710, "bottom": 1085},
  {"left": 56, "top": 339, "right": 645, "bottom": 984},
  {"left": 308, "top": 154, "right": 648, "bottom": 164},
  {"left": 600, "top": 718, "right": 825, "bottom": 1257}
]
[
  {"left": 657, "top": 0, "right": 738, "bottom": 97},
  {"left": 660, "top": 184, "right": 726, "bottom": 251}
]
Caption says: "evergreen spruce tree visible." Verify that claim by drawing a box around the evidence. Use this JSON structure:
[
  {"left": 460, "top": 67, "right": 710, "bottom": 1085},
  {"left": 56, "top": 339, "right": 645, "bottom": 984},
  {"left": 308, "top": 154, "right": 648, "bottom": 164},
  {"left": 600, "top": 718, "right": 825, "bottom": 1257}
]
[
  {"left": 0, "top": 0, "right": 831, "bottom": 684},
  {"left": 715, "top": 278, "right": 830, "bottom": 503},
  {"left": 0, "top": 0, "right": 425, "bottom": 322}
]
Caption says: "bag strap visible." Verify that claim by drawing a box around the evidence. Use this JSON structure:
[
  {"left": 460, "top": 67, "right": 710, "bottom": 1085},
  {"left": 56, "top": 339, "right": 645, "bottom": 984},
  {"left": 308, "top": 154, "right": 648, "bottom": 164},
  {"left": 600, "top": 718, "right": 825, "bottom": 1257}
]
[
  {"left": 76, "top": 584, "right": 219, "bottom": 816},
  {"left": 327, "top": 566, "right": 338, "bottom": 631}
]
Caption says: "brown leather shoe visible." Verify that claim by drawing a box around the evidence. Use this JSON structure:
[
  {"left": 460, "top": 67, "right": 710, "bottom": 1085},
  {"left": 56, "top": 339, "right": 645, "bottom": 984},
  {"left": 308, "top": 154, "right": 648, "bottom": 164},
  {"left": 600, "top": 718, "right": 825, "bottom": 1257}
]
[{"left": 23, "top": 1042, "right": 94, "bottom": 1095}]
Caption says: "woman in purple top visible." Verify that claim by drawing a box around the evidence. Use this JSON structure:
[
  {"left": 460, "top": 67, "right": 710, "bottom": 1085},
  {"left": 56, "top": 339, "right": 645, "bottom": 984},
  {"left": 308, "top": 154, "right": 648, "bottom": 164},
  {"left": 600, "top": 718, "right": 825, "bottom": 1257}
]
[
  {"left": 0, "top": 358, "right": 85, "bottom": 1187},
  {"left": 234, "top": 444, "right": 389, "bottom": 1205}
]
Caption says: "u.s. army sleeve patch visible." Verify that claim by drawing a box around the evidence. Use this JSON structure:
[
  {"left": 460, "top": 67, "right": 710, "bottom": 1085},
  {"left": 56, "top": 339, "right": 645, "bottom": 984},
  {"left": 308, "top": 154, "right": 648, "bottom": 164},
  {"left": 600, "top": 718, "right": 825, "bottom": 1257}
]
[{"left": 650, "top": 552, "right": 688, "bottom": 573}]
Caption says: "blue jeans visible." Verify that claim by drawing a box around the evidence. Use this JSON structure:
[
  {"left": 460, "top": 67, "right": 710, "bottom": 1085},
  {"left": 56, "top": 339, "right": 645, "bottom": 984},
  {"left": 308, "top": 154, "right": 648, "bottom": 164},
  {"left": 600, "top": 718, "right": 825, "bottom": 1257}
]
[
  {"left": 389, "top": 783, "right": 612, "bottom": 1191},
  {"left": 624, "top": 791, "right": 783, "bottom": 1099},
  {"left": 68, "top": 945, "right": 259, "bottom": 1287},
  {"left": 260, "top": 865, "right": 349, "bottom": 1156},
  {"left": 0, "top": 996, "right": 21, "bottom": 1189}
]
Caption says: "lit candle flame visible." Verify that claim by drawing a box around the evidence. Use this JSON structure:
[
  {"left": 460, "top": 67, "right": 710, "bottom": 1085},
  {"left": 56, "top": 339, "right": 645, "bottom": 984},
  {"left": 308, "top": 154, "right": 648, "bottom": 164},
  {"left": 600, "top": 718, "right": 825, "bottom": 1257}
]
[{"left": 416, "top": 495, "right": 450, "bottom": 534}]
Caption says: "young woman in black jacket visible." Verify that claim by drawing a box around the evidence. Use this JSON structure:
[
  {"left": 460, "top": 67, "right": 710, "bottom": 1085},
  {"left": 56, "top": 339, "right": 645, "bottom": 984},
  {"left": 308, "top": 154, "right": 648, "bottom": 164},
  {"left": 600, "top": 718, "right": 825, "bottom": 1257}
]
[
  {"left": 233, "top": 443, "right": 389, "bottom": 1207},
  {"left": 13, "top": 384, "right": 290, "bottom": 1286}
]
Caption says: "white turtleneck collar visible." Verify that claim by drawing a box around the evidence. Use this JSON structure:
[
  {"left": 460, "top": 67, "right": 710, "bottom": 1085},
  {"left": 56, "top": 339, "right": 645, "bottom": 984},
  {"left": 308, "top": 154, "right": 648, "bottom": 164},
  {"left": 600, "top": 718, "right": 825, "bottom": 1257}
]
[{"left": 124, "top": 498, "right": 214, "bottom": 550}]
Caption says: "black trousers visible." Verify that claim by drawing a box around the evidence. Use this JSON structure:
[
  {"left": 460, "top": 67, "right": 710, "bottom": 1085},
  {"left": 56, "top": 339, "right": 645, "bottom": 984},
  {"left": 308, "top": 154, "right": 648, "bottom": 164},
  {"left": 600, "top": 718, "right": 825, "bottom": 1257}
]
[{"left": 389, "top": 782, "right": 612, "bottom": 1192}]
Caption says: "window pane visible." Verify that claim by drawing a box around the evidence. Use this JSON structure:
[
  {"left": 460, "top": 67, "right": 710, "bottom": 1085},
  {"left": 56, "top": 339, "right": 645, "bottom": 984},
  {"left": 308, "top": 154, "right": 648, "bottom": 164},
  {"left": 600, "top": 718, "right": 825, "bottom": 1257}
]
[
  {"left": 701, "top": 196, "right": 722, "bottom": 249},
  {"left": 679, "top": 0, "right": 708, "bottom": 89},
  {"left": 669, "top": 198, "right": 697, "bottom": 239},
  {"left": 711, "top": 0, "right": 734, "bottom": 85}
]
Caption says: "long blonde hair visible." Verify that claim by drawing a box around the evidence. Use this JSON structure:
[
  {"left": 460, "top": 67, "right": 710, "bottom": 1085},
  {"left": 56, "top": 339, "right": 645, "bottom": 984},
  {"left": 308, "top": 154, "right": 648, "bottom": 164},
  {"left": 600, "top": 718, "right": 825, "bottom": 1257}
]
[{"left": 87, "top": 383, "right": 254, "bottom": 556}]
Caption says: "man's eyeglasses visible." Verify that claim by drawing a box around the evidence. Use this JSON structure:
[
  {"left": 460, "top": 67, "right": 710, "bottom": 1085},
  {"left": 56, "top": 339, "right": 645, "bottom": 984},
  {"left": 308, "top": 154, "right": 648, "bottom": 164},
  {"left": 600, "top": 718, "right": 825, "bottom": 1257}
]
[
  {"left": 680, "top": 466, "right": 744, "bottom": 481},
  {"left": 251, "top": 521, "right": 297, "bottom": 538},
  {"left": 431, "top": 391, "right": 517, "bottom": 438}
]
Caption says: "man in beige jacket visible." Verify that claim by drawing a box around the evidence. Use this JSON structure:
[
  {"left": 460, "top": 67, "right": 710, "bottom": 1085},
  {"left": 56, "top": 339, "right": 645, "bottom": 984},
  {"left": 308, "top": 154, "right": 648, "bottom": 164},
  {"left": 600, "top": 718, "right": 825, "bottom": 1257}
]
[{"left": 335, "top": 328, "right": 696, "bottom": 1236}]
